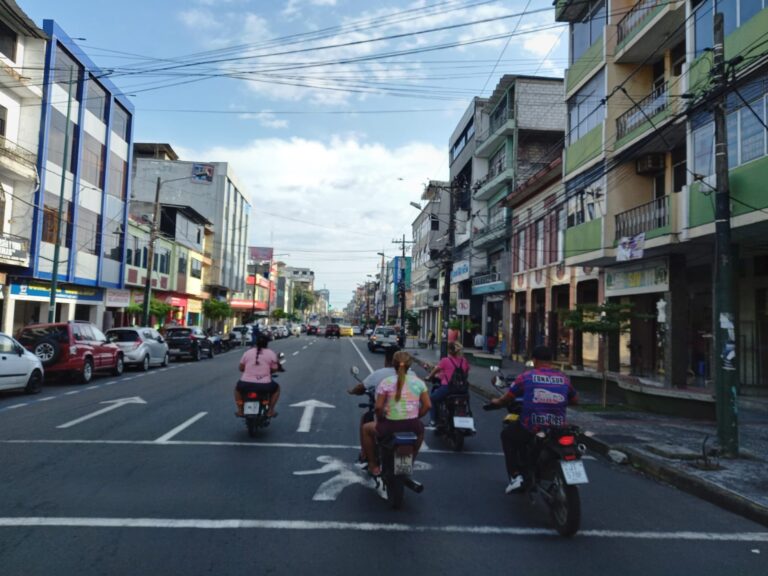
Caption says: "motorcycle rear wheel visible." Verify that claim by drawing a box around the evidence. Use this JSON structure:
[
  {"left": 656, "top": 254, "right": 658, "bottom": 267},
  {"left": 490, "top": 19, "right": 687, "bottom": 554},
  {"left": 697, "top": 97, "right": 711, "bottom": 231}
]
[
  {"left": 549, "top": 468, "right": 581, "bottom": 537},
  {"left": 449, "top": 430, "right": 464, "bottom": 452},
  {"left": 246, "top": 418, "right": 258, "bottom": 437},
  {"left": 388, "top": 476, "right": 405, "bottom": 510}
]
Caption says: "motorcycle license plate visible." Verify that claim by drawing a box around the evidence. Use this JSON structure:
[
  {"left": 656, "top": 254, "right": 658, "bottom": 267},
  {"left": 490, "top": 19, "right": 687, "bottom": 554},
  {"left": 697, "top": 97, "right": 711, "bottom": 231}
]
[
  {"left": 453, "top": 416, "right": 475, "bottom": 430},
  {"left": 394, "top": 454, "right": 413, "bottom": 475},
  {"left": 560, "top": 460, "right": 589, "bottom": 485},
  {"left": 243, "top": 402, "right": 260, "bottom": 415}
]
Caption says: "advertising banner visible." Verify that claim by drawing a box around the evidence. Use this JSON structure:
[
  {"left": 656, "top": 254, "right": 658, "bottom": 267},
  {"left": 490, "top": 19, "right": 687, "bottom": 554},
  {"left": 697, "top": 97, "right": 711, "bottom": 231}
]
[
  {"left": 249, "top": 246, "right": 274, "bottom": 262},
  {"left": 191, "top": 163, "right": 214, "bottom": 183},
  {"left": 451, "top": 260, "right": 470, "bottom": 284}
]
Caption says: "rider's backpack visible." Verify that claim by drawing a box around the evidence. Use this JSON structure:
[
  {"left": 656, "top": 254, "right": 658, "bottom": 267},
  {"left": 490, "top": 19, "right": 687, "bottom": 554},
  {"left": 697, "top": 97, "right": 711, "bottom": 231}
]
[{"left": 448, "top": 358, "right": 469, "bottom": 394}]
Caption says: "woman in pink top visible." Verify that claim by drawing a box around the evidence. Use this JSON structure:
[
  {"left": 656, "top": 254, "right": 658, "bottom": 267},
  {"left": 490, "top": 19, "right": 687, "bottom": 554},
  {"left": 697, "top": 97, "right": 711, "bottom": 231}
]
[
  {"left": 426, "top": 341, "right": 470, "bottom": 425},
  {"left": 235, "top": 333, "right": 280, "bottom": 417}
]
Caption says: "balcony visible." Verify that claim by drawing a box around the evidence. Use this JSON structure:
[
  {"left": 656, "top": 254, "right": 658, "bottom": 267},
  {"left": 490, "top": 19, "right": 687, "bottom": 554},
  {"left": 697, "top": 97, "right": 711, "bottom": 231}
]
[
  {"left": 614, "top": 0, "right": 685, "bottom": 64},
  {"left": 475, "top": 107, "right": 515, "bottom": 159},
  {"left": 473, "top": 214, "right": 511, "bottom": 249},
  {"left": 474, "top": 160, "right": 513, "bottom": 201},
  {"left": 0, "top": 135, "right": 37, "bottom": 181},
  {"left": 615, "top": 82, "right": 669, "bottom": 145},
  {"left": 471, "top": 259, "right": 510, "bottom": 295},
  {"left": 615, "top": 196, "right": 670, "bottom": 241},
  {"left": 0, "top": 232, "right": 29, "bottom": 266}
]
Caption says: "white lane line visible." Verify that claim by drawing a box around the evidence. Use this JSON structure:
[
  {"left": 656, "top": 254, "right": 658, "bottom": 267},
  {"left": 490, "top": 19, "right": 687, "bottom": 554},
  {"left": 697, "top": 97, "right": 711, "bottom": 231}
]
[
  {"left": 38, "top": 396, "right": 56, "bottom": 402},
  {"left": 292, "top": 351, "right": 299, "bottom": 356},
  {"left": 4, "top": 403, "right": 28, "bottom": 410},
  {"left": 302, "top": 346, "right": 308, "bottom": 350},
  {"left": 0, "top": 438, "right": 504, "bottom": 456},
  {"left": 0, "top": 517, "right": 765, "bottom": 541},
  {"left": 85, "top": 386, "right": 99, "bottom": 391},
  {"left": 154, "top": 412, "right": 208, "bottom": 443},
  {"left": 105, "top": 381, "right": 117, "bottom": 386},
  {"left": 64, "top": 390, "right": 80, "bottom": 395},
  {"left": 348, "top": 339, "right": 374, "bottom": 374}
]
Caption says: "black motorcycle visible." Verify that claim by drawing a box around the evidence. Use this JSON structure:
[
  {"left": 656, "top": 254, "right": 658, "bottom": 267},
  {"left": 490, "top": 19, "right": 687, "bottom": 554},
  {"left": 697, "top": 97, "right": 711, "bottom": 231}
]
[
  {"left": 350, "top": 366, "right": 424, "bottom": 509},
  {"left": 431, "top": 379, "right": 475, "bottom": 452},
  {"left": 485, "top": 366, "right": 588, "bottom": 537},
  {"left": 238, "top": 353, "right": 285, "bottom": 437}
]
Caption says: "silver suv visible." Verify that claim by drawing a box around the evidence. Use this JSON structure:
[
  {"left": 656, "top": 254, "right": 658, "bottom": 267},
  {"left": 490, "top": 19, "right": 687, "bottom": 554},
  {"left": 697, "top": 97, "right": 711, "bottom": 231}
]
[
  {"left": 367, "top": 326, "right": 399, "bottom": 353},
  {"left": 106, "top": 327, "right": 169, "bottom": 371}
]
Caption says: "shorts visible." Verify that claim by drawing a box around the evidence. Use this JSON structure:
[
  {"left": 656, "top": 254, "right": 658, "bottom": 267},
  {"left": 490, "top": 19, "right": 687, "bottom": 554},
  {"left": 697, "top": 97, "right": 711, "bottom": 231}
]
[
  {"left": 236, "top": 380, "right": 278, "bottom": 394},
  {"left": 375, "top": 417, "right": 424, "bottom": 438}
]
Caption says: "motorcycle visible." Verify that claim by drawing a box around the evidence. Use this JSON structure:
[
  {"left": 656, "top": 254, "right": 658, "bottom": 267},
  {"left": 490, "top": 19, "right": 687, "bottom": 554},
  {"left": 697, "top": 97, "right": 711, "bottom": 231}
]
[
  {"left": 485, "top": 365, "right": 588, "bottom": 537},
  {"left": 430, "top": 378, "right": 475, "bottom": 452},
  {"left": 350, "top": 366, "right": 424, "bottom": 509},
  {"left": 239, "top": 352, "right": 286, "bottom": 437}
]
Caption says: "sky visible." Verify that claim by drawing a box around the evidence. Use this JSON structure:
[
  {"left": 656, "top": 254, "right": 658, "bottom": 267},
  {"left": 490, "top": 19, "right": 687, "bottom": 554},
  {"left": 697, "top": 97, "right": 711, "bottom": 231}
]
[{"left": 22, "top": 0, "right": 568, "bottom": 310}]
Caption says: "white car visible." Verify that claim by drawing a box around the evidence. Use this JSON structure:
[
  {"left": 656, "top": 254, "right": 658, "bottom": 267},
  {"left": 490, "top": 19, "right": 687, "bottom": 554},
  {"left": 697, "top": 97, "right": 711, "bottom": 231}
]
[{"left": 0, "top": 332, "right": 44, "bottom": 394}]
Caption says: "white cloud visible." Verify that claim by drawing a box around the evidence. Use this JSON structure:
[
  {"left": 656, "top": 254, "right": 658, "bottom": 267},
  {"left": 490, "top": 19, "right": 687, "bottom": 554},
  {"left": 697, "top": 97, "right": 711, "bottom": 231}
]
[
  {"left": 177, "top": 8, "right": 224, "bottom": 32},
  {"left": 181, "top": 135, "right": 445, "bottom": 308},
  {"left": 283, "top": 0, "right": 338, "bottom": 19},
  {"left": 238, "top": 111, "right": 289, "bottom": 128}
]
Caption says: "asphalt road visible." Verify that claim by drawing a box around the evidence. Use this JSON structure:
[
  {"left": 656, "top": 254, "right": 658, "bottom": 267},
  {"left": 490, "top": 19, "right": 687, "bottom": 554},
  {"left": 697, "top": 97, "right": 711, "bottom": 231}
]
[{"left": 1, "top": 336, "right": 766, "bottom": 576}]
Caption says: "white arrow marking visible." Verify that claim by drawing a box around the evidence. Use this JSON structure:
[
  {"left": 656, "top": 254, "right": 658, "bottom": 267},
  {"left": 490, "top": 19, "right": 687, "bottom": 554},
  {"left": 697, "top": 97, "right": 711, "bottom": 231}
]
[
  {"left": 290, "top": 399, "right": 335, "bottom": 433},
  {"left": 57, "top": 397, "right": 147, "bottom": 429}
]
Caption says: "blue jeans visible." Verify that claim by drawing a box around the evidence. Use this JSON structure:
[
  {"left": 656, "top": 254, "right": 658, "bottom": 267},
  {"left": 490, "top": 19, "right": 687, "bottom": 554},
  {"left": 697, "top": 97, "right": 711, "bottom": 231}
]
[{"left": 430, "top": 385, "right": 451, "bottom": 423}]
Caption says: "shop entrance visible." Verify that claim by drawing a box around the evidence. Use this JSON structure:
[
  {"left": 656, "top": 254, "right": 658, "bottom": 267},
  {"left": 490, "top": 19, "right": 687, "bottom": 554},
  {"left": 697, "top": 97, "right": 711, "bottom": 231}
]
[
  {"left": 550, "top": 285, "right": 570, "bottom": 361},
  {"left": 530, "top": 289, "right": 546, "bottom": 349},
  {"left": 512, "top": 293, "right": 527, "bottom": 357}
]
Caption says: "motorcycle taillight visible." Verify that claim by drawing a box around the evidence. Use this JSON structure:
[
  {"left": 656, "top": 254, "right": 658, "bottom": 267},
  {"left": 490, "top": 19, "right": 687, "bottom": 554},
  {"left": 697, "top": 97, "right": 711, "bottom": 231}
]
[
  {"left": 246, "top": 392, "right": 259, "bottom": 399},
  {"left": 558, "top": 435, "right": 575, "bottom": 446}
]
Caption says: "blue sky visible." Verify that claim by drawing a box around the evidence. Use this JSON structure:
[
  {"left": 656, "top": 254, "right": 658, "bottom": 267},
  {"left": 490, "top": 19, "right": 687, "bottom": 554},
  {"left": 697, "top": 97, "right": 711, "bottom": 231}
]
[{"left": 22, "top": 0, "right": 567, "bottom": 309}]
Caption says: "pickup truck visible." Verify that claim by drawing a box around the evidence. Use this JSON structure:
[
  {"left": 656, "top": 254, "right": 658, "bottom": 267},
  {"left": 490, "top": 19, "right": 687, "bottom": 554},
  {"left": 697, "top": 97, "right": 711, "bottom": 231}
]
[{"left": 367, "top": 326, "right": 399, "bottom": 352}]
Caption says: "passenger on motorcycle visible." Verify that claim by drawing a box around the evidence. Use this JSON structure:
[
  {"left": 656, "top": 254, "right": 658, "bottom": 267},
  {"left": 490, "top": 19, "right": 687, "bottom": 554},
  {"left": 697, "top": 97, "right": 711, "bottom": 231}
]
[
  {"left": 361, "top": 351, "right": 431, "bottom": 479},
  {"left": 347, "top": 346, "right": 399, "bottom": 467},
  {"left": 425, "top": 341, "right": 470, "bottom": 427},
  {"left": 235, "top": 333, "right": 280, "bottom": 418},
  {"left": 487, "top": 345, "right": 578, "bottom": 494}
]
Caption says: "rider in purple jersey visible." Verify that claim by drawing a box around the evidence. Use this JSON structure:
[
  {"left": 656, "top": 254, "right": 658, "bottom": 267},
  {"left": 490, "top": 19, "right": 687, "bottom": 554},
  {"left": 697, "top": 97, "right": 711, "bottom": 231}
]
[{"left": 488, "top": 345, "right": 578, "bottom": 494}]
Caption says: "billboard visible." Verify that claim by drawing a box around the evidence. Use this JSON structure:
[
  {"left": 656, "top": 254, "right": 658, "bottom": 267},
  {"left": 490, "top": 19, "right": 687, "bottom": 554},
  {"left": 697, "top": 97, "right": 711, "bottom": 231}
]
[
  {"left": 191, "top": 163, "right": 214, "bottom": 183},
  {"left": 249, "top": 246, "right": 274, "bottom": 262}
]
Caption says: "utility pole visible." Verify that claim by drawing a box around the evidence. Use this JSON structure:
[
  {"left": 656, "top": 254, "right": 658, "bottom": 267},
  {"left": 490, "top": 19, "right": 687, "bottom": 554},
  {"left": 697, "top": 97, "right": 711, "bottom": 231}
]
[
  {"left": 392, "top": 234, "right": 414, "bottom": 348},
  {"left": 712, "top": 7, "right": 739, "bottom": 456},
  {"left": 48, "top": 66, "right": 75, "bottom": 323},
  {"left": 141, "top": 177, "right": 162, "bottom": 327},
  {"left": 440, "top": 183, "right": 456, "bottom": 359}
]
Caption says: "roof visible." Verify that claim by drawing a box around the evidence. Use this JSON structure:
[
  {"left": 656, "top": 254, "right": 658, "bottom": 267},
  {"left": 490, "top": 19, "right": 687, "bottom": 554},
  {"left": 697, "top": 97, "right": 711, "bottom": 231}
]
[
  {"left": 134, "top": 143, "right": 180, "bottom": 161},
  {"left": 160, "top": 204, "right": 213, "bottom": 226},
  {"left": 483, "top": 74, "right": 563, "bottom": 113},
  {"left": 0, "top": 1, "right": 47, "bottom": 39}
]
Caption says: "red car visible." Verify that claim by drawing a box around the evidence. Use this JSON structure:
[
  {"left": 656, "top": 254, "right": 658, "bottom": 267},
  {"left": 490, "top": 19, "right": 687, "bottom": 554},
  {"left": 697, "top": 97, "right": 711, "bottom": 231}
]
[{"left": 17, "top": 321, "right": 125, "bottom": 383}]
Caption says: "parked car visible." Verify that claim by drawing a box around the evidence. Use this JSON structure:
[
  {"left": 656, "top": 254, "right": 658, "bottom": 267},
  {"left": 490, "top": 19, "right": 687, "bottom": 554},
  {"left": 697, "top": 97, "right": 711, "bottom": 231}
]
[
  {"left": 0, "top": 332, "right": 44, "bottom": 394},
  {"left": 307, "top": 324, "right": 318, "bottom": 336},
  {"left": 339, "top": 325, "right": 354, "bottom": 337},
  {"left": 365, "top": 328, "right": 374, "bottom": 337},
  {"left": 367, "top": 326, "right": 399, "bottom": 352},
  {"left": 16, "top": 321, "right": 124, "bottom": 383},
  {"left": 277, "top": 325, "right": 290, "bottom": 338},
  {"left": 165, "top": 326, "right": 214, "bottom": 361},
  {"left": 325, "top": 324, "right": 341, "bottom": 338},
  {"left": 231, "top": 325, "right": 254, "bottom": 346},
  {"left": 352, "top": 326, "right": 362, "bottom": 336},
  {"left": 316, "top": 325, "right": 327, "bottom": 336},
  {"left": 105, "top": 327, "right": 169, "bottom": 371}
]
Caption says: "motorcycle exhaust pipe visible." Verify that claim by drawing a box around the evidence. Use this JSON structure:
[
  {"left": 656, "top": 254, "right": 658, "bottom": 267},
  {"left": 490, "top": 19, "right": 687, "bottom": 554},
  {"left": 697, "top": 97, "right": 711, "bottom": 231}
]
[{"left": 403, "top": 478, "right": 424, "bottom": 493}]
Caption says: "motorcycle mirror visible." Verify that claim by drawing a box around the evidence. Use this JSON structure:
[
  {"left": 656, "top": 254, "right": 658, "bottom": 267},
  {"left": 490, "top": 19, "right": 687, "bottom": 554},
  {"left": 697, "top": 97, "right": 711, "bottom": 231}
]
[{"left": 350, "top": 366, "right": 360, "bottom": 376}]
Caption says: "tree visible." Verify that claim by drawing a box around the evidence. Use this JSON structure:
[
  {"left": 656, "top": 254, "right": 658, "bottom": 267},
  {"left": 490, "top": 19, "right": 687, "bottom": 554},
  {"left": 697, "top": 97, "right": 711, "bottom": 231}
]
[
  {"left": 149, "top": 298, "right": 172, "bottom": 325},
  {"left": 405, "top": 311, "right": 420, "bottom": 335},
  {"left": 203, "top": 299, "right": 232, "bottom": 325},
  {"left": 562, "top": 301, "right": 635, "bottom": 407},
  {"left": 293, "top": 287, "right": 315, "bottom": 312},
  {"left": 271, "top": 309, "right": 286, "bottom": 321}
]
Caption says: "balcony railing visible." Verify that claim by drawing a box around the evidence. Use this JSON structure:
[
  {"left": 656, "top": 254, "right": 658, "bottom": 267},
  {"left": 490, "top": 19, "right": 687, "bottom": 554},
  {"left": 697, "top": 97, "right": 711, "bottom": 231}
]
[
  {"left": 615, "top": 195, "right": 670, "bottom": 240},
  {"left": 472, "top": 259, "right": 511, "bottom": 287},
  {"left": 617, "top": 0, "right": 663, "bottom": 45},
  {"left": 616, "top": 82, "right": 668, "bottom": 140},
  {"left": 0, "top": 135, "right": 37, "bottom": 170},
  {"left": 473, "top": 214, "right": 510, "bottom": 247}
]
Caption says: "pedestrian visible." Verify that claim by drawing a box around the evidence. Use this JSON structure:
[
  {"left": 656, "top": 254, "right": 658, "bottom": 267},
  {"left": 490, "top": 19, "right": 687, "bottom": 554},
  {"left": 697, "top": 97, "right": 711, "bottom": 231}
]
[
  {"left": 474, "top": 331, "right": 484, "bottom": 350},
  {"left": 487, "top": 333, "right": 497, "bottom": 354},
  {"left": 428, "top": 330, "right": 435, "bottom": 350}
]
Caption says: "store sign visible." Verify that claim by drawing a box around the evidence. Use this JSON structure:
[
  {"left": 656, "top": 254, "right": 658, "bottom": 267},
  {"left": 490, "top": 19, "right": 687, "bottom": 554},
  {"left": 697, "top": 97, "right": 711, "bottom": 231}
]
[
  {"left": 605, "top": 260, "right": 668, "bottom": 297},
  {"left": 11, "top": 282, "right": 103, "bottom": 302},
  {"left": 616, "top": 233, "right": 645, "bottom": 262},
  {"left": 457, "top": 299, "right": 470, "bottom": 316},
  {"left": 451, "top": 260, "right": 470, "bottom": 284},
  {"left": 192, "top": 163, "right": 214, "bottom": 183},
  {"left": 105, "top": 289, "right": 131, "bottom": 307},
  {"left": 187, "top": 299, "right": 202, "bottom": 313}
]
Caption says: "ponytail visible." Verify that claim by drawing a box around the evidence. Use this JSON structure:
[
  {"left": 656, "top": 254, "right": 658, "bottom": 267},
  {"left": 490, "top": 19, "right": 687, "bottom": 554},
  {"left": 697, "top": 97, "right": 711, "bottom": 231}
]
[{"left": 392, "top": 351, "right": 412, "bottom": 401}]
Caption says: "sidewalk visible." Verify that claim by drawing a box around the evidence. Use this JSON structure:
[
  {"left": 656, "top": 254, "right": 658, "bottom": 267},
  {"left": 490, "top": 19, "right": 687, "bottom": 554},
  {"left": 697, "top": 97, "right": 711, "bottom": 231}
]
[{"left": 407, "top": 342, "right": 768, "bottom": 527}]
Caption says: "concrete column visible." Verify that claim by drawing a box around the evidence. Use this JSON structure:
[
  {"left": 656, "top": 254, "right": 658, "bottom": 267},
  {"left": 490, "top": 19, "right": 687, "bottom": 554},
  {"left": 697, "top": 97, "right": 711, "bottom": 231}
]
[
  {"left": 2, "top": 287, "right": 14, "bottom": 334},
  {"left": 667, "top": 254, "right": 688, "bottom": 387}
]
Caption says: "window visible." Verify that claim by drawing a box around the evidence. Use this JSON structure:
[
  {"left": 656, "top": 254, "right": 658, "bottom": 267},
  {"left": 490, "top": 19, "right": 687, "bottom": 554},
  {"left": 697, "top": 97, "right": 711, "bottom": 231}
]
[
  {"left": 516, "top": 230, "right": 526, "bottom": 272},
  {"left": 126, "top": 235, "right": 137, "bottom": 265},
  {"left": 694, "top": 0, "right": 766, "bottom": 56},
  {"left": 103, "top": 228, "right": 121, "bottom": 261},
  {"left": 430, "top": 214, "right": 440, "bottom": 231},
  {"left": 0, "top": 20, "right": 17, "bottom": 62},
  {"left": 112, "top": 104, "right": 129, "bottom": 141},
  {"left": 78, "top": 207, "right": 100, "bottom": 256},
  {"left": 567, "top": 69, "right": 605, "bottom": 144},
  {"left": 108, "top": 152, "right": 127, "bottom": 199},
  {"left": 740, "top": 95, "right": 766, "bottom": 164},
  {"left": 692, "top": 122, "right": 715, "bottom": 177},
  {"left": 489, "top": 145, "right": 506, "bottom": 178},
  {"left": 557, "top": 208, "right": 566, "bottom": 262},
  {"left": 0, "top": 104, "right": 6, "bottom": 137},
  {"left": 567, "top": 186, "right": 603, "bottom": 229},
  {"left": 54, "top": 45, "right": 81, "bottom": 92},
  {"left": 535, "top": 219, "right": 544, "bottom": 268},
  {"left": 178, "top": 252, "right": 188, "bottom": 275},
  {"left": 672, "top": 146, "right": 687, "bottom": 192},
  {"left": 190, "top": 258, "right": 202, "bottom": 279},
  {"left": 86, "top": 77, "right": 107, "bottom": 122},
  {"left": 81, "top": 132, "right": 105, "bottom": 188},
  {"left": 42, "top": 192, "right": 71, "bottom": 247},
  {"left": 570, "top": 0, "right": 605, "bottom": 63},
  {"left": 47, "top": 108, "right": 77, "bottom": 172}
]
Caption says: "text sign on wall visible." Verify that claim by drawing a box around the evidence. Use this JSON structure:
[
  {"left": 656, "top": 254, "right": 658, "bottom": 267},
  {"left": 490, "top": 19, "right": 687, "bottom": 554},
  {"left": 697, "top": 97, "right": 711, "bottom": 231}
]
[
  {"left": 457, "top": 299, "right": 470, "bottom": 316},
  {"left": 605, "top": 259, "right": 668, "bottom": 297},
  {"left": 451, "top": 260, "right": 470, "bottom": 284}
]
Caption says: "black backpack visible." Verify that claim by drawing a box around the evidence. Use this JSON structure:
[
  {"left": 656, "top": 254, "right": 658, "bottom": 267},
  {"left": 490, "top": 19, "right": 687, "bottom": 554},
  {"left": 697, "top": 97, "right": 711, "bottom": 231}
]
[{"left": 448, "top": 358, "right": 469, "bottom": 393}]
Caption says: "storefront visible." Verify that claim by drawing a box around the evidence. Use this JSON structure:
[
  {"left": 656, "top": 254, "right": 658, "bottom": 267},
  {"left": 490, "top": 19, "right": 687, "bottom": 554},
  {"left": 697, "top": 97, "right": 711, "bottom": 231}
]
[
  {"left": 104, "top": 288, "right": 132, "bottom": 329},
  {"left": 187, "top": 298, "right": 202, "bottom": 327},
  {"left": 4, "top": 279, "right": 105, "bottom": 334}
]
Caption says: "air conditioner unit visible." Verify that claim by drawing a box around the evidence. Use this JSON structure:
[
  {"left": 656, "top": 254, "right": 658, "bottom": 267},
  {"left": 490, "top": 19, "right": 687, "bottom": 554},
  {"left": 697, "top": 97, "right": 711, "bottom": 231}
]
[{"left": 636, "top": 154, "right": 665, "bottom": 175}]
